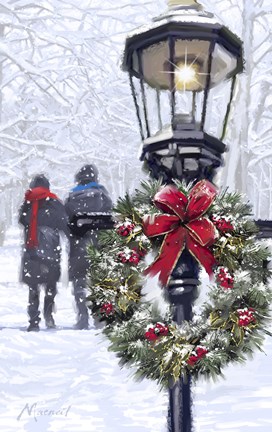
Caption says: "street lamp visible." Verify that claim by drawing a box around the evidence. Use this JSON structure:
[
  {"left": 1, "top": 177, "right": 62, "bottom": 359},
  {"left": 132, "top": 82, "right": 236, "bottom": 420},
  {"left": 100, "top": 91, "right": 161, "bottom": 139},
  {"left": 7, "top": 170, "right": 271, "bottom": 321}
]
[
  {"left": 123, "top": 1, "right": 243, "bottom": 432},
  {"left": 123, "top": 0, "right": 243, "bottom": 183}
]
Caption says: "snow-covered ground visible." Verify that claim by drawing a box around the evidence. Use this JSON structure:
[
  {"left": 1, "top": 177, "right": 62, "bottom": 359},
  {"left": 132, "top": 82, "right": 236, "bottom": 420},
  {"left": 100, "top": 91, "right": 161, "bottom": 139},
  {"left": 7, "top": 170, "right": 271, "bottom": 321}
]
[{"left": 0, "top": 227, "right": 272, "bottom": 432}]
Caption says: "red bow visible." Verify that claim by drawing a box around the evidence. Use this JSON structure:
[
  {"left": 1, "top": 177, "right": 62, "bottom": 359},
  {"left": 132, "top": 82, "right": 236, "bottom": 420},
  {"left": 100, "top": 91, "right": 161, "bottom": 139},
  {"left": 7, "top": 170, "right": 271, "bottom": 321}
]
[{"left": 142, "top": 180, "right": 218, "bottom": 286}]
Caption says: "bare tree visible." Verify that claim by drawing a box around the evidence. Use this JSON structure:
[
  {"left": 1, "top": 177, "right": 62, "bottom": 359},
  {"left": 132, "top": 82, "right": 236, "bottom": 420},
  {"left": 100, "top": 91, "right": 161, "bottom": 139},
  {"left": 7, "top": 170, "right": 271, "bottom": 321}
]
[
  {"left": 219, "top": 0, "right": 272, "bottom": 218},
  {"left": 0, "top": 0, "right": 271, "bottom": 241},
  {"left": 0, "top": 0, "right": 166, "bottom": 241}
]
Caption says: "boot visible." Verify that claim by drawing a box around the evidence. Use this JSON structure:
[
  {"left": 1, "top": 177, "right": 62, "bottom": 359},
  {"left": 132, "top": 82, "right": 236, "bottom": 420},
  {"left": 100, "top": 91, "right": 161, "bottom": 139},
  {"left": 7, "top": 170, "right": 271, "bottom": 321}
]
[
  {"left": 45, "top": 316, "right": 56, "bottom": 329},
  {"left": 44, "top": 284, "right": 57, "bottom": 329},
  {"left": 74, "top": 314, "right": 89, "bottom": 330},
  {"left": 27, "top": 322, "right": 40, "bottom": 332},
  {"left": 93, "top": 317, "right": 105, "bottom": 330},
  {"left": 73, "top": 278, "right": 89, "bottom": 330},
  {"left": 27, "top": 286, "right": 40, "bottom": 331}
]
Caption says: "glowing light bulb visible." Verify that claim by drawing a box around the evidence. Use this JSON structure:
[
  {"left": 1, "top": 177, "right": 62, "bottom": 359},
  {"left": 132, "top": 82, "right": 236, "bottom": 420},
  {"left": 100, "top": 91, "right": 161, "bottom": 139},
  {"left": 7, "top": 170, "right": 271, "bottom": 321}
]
[{"left": 174, "top": 62, "right": 201, "bottom": 91}]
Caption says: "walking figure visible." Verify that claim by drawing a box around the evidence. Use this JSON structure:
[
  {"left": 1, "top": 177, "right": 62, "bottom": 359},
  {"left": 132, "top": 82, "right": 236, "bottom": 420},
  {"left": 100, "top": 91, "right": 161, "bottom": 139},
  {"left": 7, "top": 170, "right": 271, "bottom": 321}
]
[
  {"left": 65, "top": 164, "right": 112, "bottom": 330},
  {"left": 19, "top": 175, "right": 69, "bottom": 332}
]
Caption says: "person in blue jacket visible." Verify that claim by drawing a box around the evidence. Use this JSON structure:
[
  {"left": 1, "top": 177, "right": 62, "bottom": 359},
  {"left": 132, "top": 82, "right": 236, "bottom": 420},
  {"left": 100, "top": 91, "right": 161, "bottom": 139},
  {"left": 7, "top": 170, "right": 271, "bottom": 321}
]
[{"left": 65, "top": 164, "right": 112, "bottom": 329}]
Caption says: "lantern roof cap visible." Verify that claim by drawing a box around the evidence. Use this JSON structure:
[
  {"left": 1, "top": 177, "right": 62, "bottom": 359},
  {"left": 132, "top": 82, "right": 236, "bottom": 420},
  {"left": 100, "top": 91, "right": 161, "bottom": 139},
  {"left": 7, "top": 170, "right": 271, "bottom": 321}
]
[
  {"left": 125, "top": 2, "right": 218, "bottom": 41},
  {"left": 122, "top": 1, "right": 243, "bottom": 73},
  {"left": 168, "top": 0, "right": 202, "bottom": 9}
]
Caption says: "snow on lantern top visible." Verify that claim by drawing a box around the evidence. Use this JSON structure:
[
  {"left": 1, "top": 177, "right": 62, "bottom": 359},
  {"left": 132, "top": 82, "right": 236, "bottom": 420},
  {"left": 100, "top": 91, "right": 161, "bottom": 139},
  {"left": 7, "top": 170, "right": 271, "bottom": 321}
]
[{"left": 122, "top": 0, "right": 243, "bottom": 91}]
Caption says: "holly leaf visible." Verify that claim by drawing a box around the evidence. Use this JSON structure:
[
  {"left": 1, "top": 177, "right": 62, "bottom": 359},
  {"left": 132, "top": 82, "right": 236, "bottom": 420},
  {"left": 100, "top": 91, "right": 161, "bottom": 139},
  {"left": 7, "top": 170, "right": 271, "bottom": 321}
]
[
  {"left": 117, "top": 296, "right": 131, "bottom": 313},
  {"left": 210, "top": 312, "right": 227, "bottom": 329},
  {"left": 229, "top": 312, "right": 239, "bottom": 324},
  {"left": 231, "top": 324, "right": 244, "bottom": 346},
  {"left": 125, "top": 291, "right": 141, "bottom": 303},
  {"left": 172, "top": 361, "right": 182, "bottom": 381}
]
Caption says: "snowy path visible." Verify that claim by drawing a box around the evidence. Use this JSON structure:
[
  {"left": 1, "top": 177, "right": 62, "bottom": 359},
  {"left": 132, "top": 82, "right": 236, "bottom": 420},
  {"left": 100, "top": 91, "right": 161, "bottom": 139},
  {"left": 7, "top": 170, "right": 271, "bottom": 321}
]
[{"left": 0, "top": 227, "right": 272, "bottom": 432}]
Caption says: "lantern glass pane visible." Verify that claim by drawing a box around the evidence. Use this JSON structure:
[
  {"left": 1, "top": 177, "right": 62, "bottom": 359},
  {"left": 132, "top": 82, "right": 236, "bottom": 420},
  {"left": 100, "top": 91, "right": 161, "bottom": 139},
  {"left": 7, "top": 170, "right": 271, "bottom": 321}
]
[
  {"left": 139, "top": 39, "right": 238, "bottom": 91},
  {"left": 145, "top": 88, "right": 172, "bottom": 140},
  {"left": 204, "top": 79, "right": 232, "bottom": 138},
  {"left": 210, "top": 43, "right": 238, "bottom": 84},
  {"left": 144, "top": 84, "right": 160, "bottom": 137},
  {"left": 141, "top": 39, "right": 211, "bottom": 91},
  {"left": 175, "top": 91, "right": 194, "bottom": 120},
  {"left": 160, "top": 90, "right": 172, "bottom": 129},
  {"left": 194, "top": 91, "right": 205, "bottom": 124}
]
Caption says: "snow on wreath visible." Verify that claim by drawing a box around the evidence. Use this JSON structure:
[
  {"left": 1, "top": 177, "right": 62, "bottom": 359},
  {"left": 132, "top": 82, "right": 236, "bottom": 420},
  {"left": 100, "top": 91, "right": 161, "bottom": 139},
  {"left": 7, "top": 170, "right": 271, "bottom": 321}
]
[{"left": 86, "top": 179, "right": 272, "bottom": 387}]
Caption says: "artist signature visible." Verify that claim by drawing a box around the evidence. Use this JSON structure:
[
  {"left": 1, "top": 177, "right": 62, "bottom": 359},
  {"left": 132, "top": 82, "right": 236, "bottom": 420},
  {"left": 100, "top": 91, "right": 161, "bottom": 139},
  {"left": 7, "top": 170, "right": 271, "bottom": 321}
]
[{"left": 17, "top": 402, "right": 71, "bottom": 422}]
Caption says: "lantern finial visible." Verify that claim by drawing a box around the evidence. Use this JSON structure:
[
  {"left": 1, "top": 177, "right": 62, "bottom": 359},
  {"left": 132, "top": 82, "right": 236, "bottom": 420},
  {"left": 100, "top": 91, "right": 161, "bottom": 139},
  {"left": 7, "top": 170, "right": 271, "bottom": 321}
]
[{"left": 168, "top": 0, "right": 201, "bottom": 8}]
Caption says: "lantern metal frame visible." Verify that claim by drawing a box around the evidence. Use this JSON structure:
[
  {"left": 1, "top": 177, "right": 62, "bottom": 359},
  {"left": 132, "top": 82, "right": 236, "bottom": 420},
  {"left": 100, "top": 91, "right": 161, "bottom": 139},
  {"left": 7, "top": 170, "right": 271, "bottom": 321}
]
[{"left": 123, "top": 4, "right": 243, "bottom": 182}]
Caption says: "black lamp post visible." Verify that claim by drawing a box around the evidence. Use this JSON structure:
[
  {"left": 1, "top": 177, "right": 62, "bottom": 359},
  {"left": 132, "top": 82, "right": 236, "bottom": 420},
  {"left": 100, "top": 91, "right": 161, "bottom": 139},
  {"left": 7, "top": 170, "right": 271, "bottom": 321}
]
[{"left": 122, "top": 1, "right": 243, "bottom": 431}]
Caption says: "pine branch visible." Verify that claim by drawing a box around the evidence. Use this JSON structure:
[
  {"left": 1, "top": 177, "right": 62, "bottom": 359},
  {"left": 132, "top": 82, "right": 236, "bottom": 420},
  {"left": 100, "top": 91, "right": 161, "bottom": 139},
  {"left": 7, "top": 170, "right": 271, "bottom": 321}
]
[
  {"left": 114, "top": 193, "right": 135, "bottom": 218},
  {"left": 134, "top": 179, "right": 163, "bottom": 205},
  {"left": 172, "top": 179, "right": 194, "bottom": 195},
  {"left": 213, "top": 190, "right": 252, "bottom": 217}
]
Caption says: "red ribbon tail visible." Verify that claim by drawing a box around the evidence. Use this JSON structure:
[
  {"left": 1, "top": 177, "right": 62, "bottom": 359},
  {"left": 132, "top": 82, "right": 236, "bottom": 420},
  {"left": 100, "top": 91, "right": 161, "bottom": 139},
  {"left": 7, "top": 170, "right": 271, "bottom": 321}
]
[
  {"left": 144, "top": 227, "right": 186, "bottom": 287},
  {"left": 26, "top": 201, "right": 39, "bottom": 249},
  {"left": 186, "top": 235, "right": 217, "bottom": 278}
]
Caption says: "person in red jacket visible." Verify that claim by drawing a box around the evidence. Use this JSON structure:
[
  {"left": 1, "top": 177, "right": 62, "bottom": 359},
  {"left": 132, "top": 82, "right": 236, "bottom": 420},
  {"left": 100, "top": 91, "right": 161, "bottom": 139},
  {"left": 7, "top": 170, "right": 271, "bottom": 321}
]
[{"left": 19, "top": 174, "right": 69, "bottom": 332}]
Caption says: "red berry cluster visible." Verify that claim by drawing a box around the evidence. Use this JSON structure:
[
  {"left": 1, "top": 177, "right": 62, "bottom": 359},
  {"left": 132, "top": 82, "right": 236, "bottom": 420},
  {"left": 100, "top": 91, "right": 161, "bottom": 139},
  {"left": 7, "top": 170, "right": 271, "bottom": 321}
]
[
  {"left": 100, "top": 302, "right": 114, "bottom": 316},
  {"left": 129, "top": 250, "right": 141, "bottom": 265},
  {"left": 237, "top": 307, "right": 256, "bottom": 327},
  {"left": 117, "top": 251, "right": 129, "bottom": 263},
  {"left": 187, "top": 346, "right": 208, "bottom": 366},
  {"left": 116, "top": 222, "right": 135, "bottom": 237},
  {"left": 135, "top": 247, "right": 147, "bottom": 258},
  {"left": 216, "top": 267, "right": 234, "bottom": 289},
  {"left": 117, "top": 249, "right": 141, "bottom": 265},
  {"left": 211, "top": 216, "right": 234, "bottom": 232},
  {"left": 145, "top": 323, "right": 169, "bottom": 342}
]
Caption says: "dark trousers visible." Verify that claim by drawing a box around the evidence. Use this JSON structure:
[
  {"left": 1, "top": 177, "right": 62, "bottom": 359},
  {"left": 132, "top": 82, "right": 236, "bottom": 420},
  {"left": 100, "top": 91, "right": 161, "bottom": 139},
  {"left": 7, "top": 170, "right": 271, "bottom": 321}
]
[
  {"left": 73, "top": 276, "right": 89, "bottom": 324},
  {"left": 27, "top": 283, "right": 57, "bottom": 325}
]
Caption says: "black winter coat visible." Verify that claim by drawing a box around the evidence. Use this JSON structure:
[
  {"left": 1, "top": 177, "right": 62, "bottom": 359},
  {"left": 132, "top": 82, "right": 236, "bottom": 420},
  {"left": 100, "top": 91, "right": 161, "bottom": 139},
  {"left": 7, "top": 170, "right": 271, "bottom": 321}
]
[
  {"left": 19, "top": 198, "right": 69, "bottom": 286},
  {"left": 65, "top": 185, "right": 112, "bottom": 281}
]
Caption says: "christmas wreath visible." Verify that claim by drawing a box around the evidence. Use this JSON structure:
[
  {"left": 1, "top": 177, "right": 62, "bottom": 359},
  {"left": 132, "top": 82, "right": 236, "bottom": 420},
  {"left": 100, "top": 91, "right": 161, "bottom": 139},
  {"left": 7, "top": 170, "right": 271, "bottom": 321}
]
[{"left": 87, "top": 179, "right": 272, "bottom": 387}]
